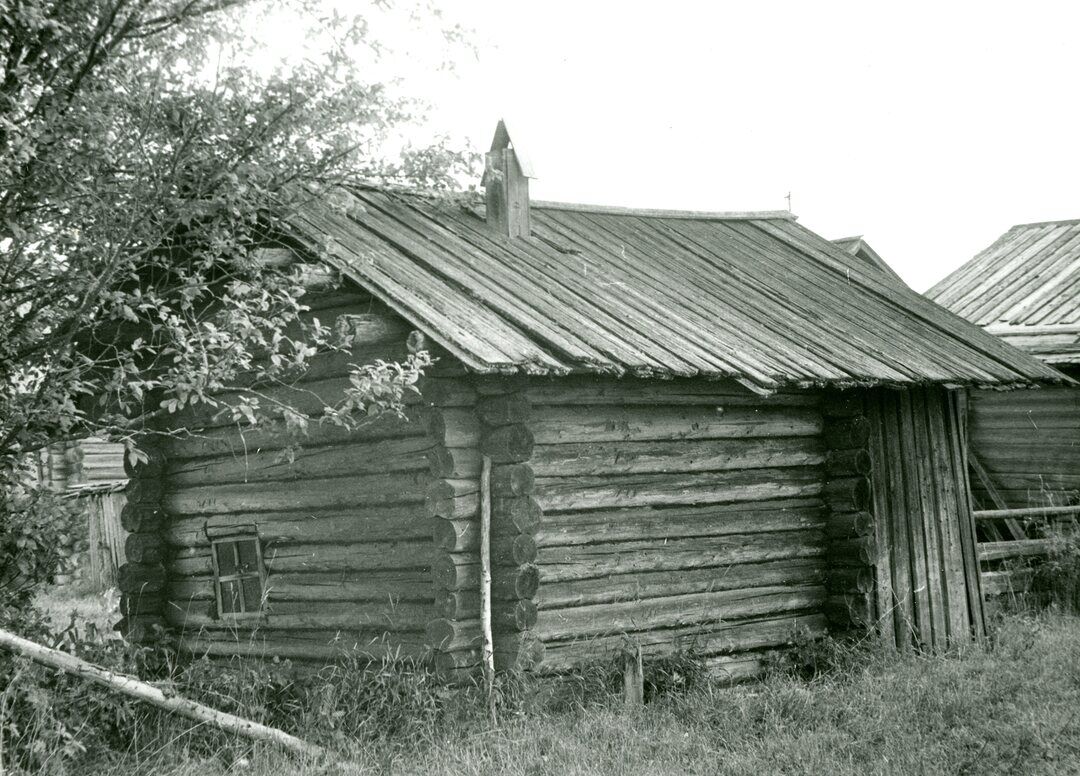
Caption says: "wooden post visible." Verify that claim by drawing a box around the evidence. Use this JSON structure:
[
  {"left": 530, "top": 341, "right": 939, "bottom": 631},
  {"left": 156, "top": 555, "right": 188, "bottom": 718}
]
[
  {"left": 623, "top": 642, "right": 644, "bottom": 707},
  {"left": 479, "top": 454, "right": 496, "bottom": 722}
]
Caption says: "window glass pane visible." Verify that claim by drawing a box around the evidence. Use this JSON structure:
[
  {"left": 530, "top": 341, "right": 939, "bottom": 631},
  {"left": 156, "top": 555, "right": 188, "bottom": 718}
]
[
  {"left": 242, "top": 577, "right": 263, "bottom": 610},
  {"left": 220, "top": 580, "right": 243, "bottom": 613},
  {"left": 236, "top": 539, "right": 259, "bottom": 573},
  {"left": 215, "top": 542, "right": 237, "bottom": 576}
]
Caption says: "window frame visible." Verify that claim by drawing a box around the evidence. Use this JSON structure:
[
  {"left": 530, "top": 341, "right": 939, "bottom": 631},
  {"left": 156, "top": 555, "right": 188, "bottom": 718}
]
[{"left": 208, "top": 527, "right": 266, "bottom": 621}]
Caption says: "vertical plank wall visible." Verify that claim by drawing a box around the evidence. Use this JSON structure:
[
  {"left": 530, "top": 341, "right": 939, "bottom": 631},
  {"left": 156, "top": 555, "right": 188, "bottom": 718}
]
[
  {"left": 861, "top": 387, "right": 985, "bottom": 650},
  {"left": 967, "top": 386, "right": 1080, "bottom": 508},
  {"left": 520, "top": 377, "right": 830, "bottom": 679}
]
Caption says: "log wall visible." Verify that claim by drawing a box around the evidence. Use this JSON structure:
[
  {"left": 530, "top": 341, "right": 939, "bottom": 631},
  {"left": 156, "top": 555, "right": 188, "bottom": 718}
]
[
  {"left": 967, "top": 386, "right": 1080, "bottom": 509},
  {"left": 124, "top": 288, "right": 459, "bottom": 663},
  {"left": 519, "top": 377, "right": 830, "bottom": 678}
]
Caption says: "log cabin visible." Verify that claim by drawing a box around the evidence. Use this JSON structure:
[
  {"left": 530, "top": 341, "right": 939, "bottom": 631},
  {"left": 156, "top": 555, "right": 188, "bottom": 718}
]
[
  {"left": 116, "top": 123, "right": 1064, "bottom": 681},
  {"left": 928, "top": 220, "right": 1080, "bottom": 517}
]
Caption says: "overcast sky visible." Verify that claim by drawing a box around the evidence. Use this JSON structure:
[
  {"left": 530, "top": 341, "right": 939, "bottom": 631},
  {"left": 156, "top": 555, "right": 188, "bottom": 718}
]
[{"left": 271, "top": 1, "right": 1080, "bottom": 292}]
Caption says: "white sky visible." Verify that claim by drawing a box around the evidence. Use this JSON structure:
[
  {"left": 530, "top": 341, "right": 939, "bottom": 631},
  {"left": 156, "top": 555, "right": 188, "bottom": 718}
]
[{"left": 265, "top": 1, "right": 1080, "bottom": 292}]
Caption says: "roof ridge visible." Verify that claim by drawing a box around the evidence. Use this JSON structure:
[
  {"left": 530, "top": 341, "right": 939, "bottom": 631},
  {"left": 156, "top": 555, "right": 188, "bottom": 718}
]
[{"left": 531, "top": 200, "right": 797, "bottom": 221}]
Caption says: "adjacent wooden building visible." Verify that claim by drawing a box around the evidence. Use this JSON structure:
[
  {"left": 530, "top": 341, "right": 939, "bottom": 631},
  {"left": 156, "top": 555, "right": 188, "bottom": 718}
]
[
  {"left": 928, "top": 220, "right": 1080, "bottom": 512},
  {"left": 117, "top": 124, "right": 1062, "bottom": 679}
]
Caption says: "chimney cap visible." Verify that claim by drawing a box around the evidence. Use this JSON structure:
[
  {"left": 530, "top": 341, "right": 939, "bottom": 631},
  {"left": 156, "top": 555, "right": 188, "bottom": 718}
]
[{"left": 490, "top": 118, "right": 537, "bottom": 179}]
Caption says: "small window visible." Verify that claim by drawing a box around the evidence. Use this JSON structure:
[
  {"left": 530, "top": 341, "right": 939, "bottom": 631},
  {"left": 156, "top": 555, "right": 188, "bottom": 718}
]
[{"left": 209, "top": 529, "right": 266, "bottom": 619}]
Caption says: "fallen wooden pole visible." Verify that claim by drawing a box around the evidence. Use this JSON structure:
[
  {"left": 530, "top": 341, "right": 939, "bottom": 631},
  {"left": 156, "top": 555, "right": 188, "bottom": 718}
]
[
  {"left": 974, "top": 505, "right": 1080, "bottom": 520},
  {"left": 0, "top": 628, "right": 325, "bottom": 759}
]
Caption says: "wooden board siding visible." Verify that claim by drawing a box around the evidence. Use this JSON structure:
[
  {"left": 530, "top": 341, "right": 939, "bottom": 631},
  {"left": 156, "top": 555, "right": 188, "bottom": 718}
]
[
  {"left": 859, "top": 387, "right": 985, "bottom": 650},
  {"left": 967, "top": 387, "right": 1080, "bottom": 508},
  {"left": 521, "top": 377, "right": 829, "bottom": 675}
]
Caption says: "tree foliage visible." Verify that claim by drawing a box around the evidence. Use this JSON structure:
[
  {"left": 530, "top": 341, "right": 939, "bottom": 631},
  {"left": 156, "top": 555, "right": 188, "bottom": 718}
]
[{"left": 0, "top": 0, "right": 475, "bottom": 603}]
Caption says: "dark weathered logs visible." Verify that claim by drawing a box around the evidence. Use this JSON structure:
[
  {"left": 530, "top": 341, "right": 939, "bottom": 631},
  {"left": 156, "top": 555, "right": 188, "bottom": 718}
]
[
  {"left": 432, "top": 556, "right": 538, "bottom": 597},
  {"left": 120, "top": 504, "right": 165, "bottom": 533},
  {"left": 529, "top": 406, "right": 823, "bottom": 444},
  {"left": 432, "top": 521, "right": 537, "bottom": 563},
  {"left": 823, "top": 476, "right": 871, "bottom": 512},
  {"left": 824, "top": 510, "right": 874, "bottom": 539},
  {"left": 124, "top": 448, "right": 165, "bottom": 479},
  {"left": 167, "top": 508, "right": 431, "bottom": 548},
  {"left": 536, "top": 558, "right": 825, "bottom": 610},
  {"left": 491, "top": 497, "right": 542, "bottom": 533},
  {"left": 822, "top": 416, "right": 871, "bottom": 449},
  {"left": 825, "top": 593, "right": 875, "bottom": 628},
  {"left": 532, "top": 467, "right": 824, "bottom": 512},
  {"left": 480, "top": 425, "right": 534, "bottom": 463},
  {"left": 477, "top": 394, "right": 530, "bottom": 426},
  {"left": 124, "top": 533, "right": 165, "bottom": 564},
  {"left": 533, "top": 585, "right": 826, "bottom": 642},
  {"left": 534, "top": 500, "right": 824, "bottom": 547},
  {"left": 169, "top": 540, "right": 432, "bottom": 577},
  {"left": 537, "top": 530, "right": 826, "bottom": 582},
  {"left": 126, "top": 478, "right": 162, "bottom": 505},
  {"left": 825, "top": 449, "right": 872, "bottom": 477},
  {"left": 525, "top": 377, "right": 819, "bottom": 407},
  {"left": 529, "top": 437, "right": 824, "bottom": 477},
  {"left": 491, "top": 464, "right": 535, "bottom": 496},
  {"left": 164, "top": 437, "right": 434, "bottom": 487},
  {"left": 118, "top": 563, "right": 167, "bottom": 596}
]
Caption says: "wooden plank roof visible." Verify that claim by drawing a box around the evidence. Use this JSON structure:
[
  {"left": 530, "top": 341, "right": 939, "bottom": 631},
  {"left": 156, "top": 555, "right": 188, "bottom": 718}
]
[
  {"left": 831, "top": 235, "right": 907, "bottom": 286},
  {"left": 283, "top": 187, "right": 1062, "bottom": 392},
  {"left": 927, "top": 220, "right": 1080, "bottom": 365}
]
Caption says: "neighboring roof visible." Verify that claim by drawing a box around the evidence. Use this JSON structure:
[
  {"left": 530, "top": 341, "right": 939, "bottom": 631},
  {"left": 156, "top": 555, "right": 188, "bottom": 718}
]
[
  {"left": 283, "top": 187, "right": 1062, "bottom": 392},
  {"left": 831, "top": 235, "right": 907, "bottom": 285},
  {"left": 927, "top": 220, "right": 1080, "bottom": 365}
]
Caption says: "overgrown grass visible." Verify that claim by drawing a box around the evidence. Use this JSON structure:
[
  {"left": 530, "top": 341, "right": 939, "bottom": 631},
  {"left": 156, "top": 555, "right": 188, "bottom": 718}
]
[{"left": 5, "top": 607, "right": 1080, "bottom": 775}]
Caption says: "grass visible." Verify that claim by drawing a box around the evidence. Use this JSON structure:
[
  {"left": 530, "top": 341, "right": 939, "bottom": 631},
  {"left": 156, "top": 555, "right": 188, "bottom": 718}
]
[
  {"left": 38, "top": 610, "right": 1076, "bottom": 776},
  {"left": 10, "top": 585, "right": 1080, "bottom": 775}
]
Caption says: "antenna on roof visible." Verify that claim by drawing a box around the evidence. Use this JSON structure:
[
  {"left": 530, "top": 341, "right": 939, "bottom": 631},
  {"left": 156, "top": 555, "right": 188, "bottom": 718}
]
[{"left": 785, "top": 192, "right": 792, "bottom": 212}]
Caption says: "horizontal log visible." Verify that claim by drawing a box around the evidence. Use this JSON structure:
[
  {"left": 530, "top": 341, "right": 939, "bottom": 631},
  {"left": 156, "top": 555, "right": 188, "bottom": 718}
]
[
  {"left": 125, "top": 533, "right": 165, "bottom": 564},
  {"left": 126, "top": 478, "right": 162, "bottom": 505},
  {"left": 168, "top": 570, "right": 434, "bottom": 604},
  {"left": 434, "top": 588, "right": 537, "bottom": 621},
  {"left": 416, "top": 377, "right": 479, "bottom": 408},
  {"left": 827, "top": 566, "right": 875, "bottom": 594},
  {"left": 823, "top": 476, "right": 871, "bottom": 512},
  {"left": 978, "top": 540, "right": 1051, "bottom": 562},
  {"left": 426, "top": 488, "right": 479, "bottom": 520},
  {"left": 481, "top": 425, "right": 534, "bottom": 464},
  {"left": 427, "top": 446, "right": 482, "bottom": 479},
  {"left": 529, "top": 437, "right": 824, "bottom": 477},
  {"left": 530, "top": 406, "right": 822, "bottom": 445},
  {"left": 477, "top": 394, "right": 530, "bottom": 426},
  {"left": 524, "top": 377, "right": 820, "bottom": 407},
  {"left": 492, "top": 463, "right": 535, "bottom": 496},
  {"left": 164, "top": 436, "right": 435, "bottom": 487},
  {"left": 492, "top": 497, "right": 542, "bottom": 533},
  {"left": 432, "top": 556, "right": 538, "bottom": 597},
  {"left": 532, "top": 467, "right": 824, "bottom": 512},
  {"left": 117, "top": 563, "right": 166, "bottom": 594},
  {"left": 165, "top": 600, "right": 432, "bottom": 632},
  {"left": 165, "top": 506, "right": 431, "bottom": 548},
  {"left": 537, "top": 557, "right": 826, "bottom": 610},
  {"left": 537, "top": 613, "right": 828, "bottom": 670},
  {"left": 168, "top": 540, "right": 431, "bottom": 576},
  {"left": 178, "top": 631, "right": 429, "bottom": 662},
  {"left": 822, "top": 416, "right": 870, "bottom": 449},
  {"left": 537, "top": 530, "right": 826, "bottom": 582},
  {"left": 825, "top": 449, "right": 872, "bottom": 477},
  {"left": 981, "top": 568, "right": 1036, "bottom": 597},
  {"left": 829, "top": 536, "right": 876, "bottom": 567},
  {"left": 435, "top": 409, "right": 482, "bottom": 448},
  {"left": 824, "top": 593, "right": 874, "bottom": 628},
  {"left": 120, "top": 503, "right": 165, "bottom": 533},
  {"left": 824, "top": 511, "right": 874, "bottom": 539},
  {"left": 533, "top": 585, "right": 826, "bottom": 642},
  {"left": 124, "top": 448, "right": 165, "bottom": 479},
  {"left": 535, "top": 499, "right": 824, "bottom": 548},
  {"left": 822, "top": 392, "right": 864, "bottom": 419},
  {"left": 159, "top": 411, "right": 425, "bottom": 460},
  {"left": 163, "top": 471, "right": 429, "bottom": 515}
]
